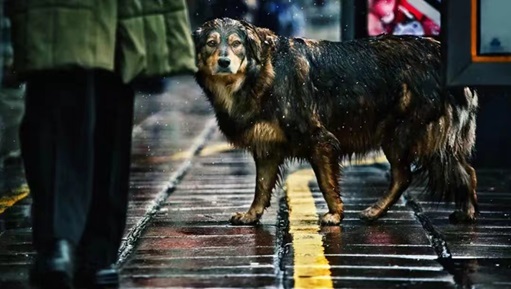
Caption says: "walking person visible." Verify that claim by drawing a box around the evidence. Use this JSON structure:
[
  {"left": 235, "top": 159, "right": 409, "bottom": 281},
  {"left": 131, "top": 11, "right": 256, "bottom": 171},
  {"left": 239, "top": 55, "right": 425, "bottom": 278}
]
[{"left": 7, "top": 1, "right": 196, "bottom": 288}]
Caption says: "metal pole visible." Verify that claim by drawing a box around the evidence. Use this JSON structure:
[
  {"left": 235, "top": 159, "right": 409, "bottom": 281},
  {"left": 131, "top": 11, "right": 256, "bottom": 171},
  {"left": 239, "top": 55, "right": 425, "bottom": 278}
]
[
  {"left": 341, "top": 0, "right": 368, "bottom": 41},
  {"left": 341, "top": 0, "right": 355, "bottom": 41}
]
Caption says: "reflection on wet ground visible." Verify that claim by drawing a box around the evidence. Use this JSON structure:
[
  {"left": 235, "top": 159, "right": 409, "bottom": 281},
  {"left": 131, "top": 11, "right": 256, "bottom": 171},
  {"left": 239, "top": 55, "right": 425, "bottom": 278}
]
[
  {"left": 449, "top": 259, "right": 511, "bottom": 288},
  {"left": 0, "top": 76, "right": 510, "bottom": 289}
]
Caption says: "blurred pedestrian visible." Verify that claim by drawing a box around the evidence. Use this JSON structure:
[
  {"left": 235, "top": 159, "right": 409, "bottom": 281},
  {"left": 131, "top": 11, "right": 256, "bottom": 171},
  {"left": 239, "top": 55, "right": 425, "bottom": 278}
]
[
  {"left": 255, "top": 0, "right": 305, "bottom": 36},
  {"left": 0, "top": 7, "right": 25, "bottom": 194},
  {"left": 7, "top": 1, "right": 196, "bottom": 288}
]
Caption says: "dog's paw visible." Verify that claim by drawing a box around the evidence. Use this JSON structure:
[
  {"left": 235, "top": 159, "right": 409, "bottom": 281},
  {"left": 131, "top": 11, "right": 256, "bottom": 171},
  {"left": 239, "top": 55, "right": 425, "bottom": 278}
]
[
  {"left": 359, "top": 205, "right": 386, "bottom": 222},
  {"left": 320, "top": 212, "right": 343, "bottom": 226},
  {"left": 449, "top": 211, "right": 477, "bottom": 224},
  {"left": 230, "top": 212, "right": 260, "bottom": 225}
]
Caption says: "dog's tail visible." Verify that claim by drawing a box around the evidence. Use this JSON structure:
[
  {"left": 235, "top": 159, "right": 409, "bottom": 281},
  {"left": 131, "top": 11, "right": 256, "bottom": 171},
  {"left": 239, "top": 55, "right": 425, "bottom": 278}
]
[
  {"left": 415, "top": 87, "right": 478, "bottom": 211},
  {"left": 417, "top": 153, "right": 475, "bottom": 212}
]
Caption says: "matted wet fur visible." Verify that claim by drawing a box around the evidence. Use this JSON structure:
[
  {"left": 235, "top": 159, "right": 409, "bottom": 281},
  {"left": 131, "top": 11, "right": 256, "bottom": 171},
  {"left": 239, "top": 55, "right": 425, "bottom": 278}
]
[{"left": 193, "top": 18, "right": 479, "bottom": 226}]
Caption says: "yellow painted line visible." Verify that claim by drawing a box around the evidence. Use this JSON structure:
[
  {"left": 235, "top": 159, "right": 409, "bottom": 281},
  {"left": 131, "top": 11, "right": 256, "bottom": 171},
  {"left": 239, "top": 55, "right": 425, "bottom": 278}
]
[
  {"left": 0, "top": 184, "right": 30, "bottom": 214},
  {"left": 171, "top": 142, "right": 234, "bottom": 161},
  {"left": 285, "top": 154, "right": 388, "bottom": 288},
  {"left": 286, "top": 169, "right": 334, "bottom": 289}
]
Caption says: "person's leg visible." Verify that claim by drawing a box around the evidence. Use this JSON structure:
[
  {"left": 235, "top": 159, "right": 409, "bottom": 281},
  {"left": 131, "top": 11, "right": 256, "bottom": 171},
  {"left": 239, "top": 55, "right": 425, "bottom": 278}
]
[
  {"left": 21, "top": 69, "right": 95, "bottom": 288},
  {"left": 76, "top": 70, "right": 134, "bottom": 285}
]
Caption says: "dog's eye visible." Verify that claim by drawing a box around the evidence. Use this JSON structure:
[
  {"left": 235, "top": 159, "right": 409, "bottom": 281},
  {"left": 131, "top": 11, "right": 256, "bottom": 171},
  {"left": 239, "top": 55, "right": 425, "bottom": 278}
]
[
  {"left": 231, "top": 40, "right": 242, "bottom": 48},
  {"left": 207, "top": 40, "right": 217, "bottom": 47}
]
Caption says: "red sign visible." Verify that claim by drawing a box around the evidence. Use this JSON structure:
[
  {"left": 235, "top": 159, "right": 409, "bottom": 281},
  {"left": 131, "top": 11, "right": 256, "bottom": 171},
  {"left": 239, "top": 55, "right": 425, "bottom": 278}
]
[{"left": 367, "top": 0, "right": 441, "bottom": 36}]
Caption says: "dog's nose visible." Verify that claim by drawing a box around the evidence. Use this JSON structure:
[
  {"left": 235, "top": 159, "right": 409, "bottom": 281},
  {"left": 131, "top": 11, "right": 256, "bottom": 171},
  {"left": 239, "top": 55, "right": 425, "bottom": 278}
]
[{"left": 218, "top": 57, "right": 231, "bottom": 68}]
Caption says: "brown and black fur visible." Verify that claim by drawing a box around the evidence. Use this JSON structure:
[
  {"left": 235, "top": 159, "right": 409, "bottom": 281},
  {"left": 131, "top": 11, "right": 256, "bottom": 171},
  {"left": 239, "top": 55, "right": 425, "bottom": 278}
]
[{"left": 193, "top": 18, "right": 478, "bottom": 226}]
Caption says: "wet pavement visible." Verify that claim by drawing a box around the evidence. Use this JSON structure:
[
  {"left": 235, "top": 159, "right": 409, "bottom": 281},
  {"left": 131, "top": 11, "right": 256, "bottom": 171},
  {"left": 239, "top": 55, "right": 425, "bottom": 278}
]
[{"left": 0, "top": 75, "right": 511, "bottom": 289}]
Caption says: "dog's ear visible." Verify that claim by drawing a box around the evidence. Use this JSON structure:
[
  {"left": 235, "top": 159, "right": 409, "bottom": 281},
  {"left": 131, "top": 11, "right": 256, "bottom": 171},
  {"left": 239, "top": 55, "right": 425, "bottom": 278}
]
[{"left": 240, "top": 20, "right": 276, "bottom": 64}]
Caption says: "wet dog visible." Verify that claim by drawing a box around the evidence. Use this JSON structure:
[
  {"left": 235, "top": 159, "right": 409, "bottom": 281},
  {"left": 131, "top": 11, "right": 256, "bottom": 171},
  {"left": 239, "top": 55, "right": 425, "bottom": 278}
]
[{"left": 193, "top": 18, "right": 478, "bottom": 226}]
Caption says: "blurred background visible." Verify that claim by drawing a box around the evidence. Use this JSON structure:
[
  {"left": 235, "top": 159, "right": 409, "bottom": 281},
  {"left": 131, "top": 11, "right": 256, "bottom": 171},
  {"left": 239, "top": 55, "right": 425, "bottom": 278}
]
[{"left": 187, "top": 0, "right": 341, "bottom": 40}]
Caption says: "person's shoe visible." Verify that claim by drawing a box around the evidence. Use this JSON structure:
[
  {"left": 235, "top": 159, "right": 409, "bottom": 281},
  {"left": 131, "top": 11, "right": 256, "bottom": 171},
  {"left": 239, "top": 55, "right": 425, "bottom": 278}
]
[
  {"left": 29, "top": 239, "right": 75, "bottom": 289},
  {"left": 74, "top": 265, "right": 119, "bottom": 289}
]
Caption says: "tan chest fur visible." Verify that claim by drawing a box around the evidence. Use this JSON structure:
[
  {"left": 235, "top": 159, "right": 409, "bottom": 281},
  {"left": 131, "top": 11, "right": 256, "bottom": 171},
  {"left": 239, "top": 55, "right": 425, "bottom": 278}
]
[
  {"left": 236, "top": 121, "right": 287, "bottom": 157},
  {"left": 243, "top": 121, "right": 286, "bottom": 143},
  {"left": 205, "top": 75, "right": 245, "bottom": 114}
]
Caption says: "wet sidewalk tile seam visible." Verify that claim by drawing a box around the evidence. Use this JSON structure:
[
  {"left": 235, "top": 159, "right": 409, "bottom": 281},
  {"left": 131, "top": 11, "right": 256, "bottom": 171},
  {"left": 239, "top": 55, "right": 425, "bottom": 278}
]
[{"left": 116, "top": 118, "right": 218, "bottom": 267}]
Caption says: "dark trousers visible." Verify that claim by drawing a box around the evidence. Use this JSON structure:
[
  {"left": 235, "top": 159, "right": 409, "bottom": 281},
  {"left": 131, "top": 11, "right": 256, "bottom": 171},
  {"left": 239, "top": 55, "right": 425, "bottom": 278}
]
[{"left": 20, "top": 69, "right": 134, "bottom": 268}]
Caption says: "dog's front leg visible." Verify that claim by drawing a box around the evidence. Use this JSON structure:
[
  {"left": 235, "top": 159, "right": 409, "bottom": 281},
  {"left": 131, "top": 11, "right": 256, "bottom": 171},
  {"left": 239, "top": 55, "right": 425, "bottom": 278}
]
[
  {"left": 309, "top": 131, "right": 344, "bottom": 225},
  {"left": 230, "top": 155, "right": 283, "bottom": 225}
]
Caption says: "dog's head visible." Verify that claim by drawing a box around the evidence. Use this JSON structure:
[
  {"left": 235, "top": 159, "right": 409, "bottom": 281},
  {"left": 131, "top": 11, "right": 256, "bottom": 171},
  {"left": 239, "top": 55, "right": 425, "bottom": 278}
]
[{"left": 193, "top": 18, "right": 276, "bottom": 76}]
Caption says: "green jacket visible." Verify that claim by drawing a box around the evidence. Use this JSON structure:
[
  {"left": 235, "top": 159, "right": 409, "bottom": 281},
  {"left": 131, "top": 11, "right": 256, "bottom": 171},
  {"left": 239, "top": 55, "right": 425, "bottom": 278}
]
[{"left": 8, "top": 0, "right": 197, "bottom": 83}]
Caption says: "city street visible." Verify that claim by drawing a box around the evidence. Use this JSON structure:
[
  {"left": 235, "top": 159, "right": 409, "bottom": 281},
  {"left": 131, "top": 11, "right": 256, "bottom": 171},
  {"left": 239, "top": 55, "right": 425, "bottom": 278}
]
[{"left": 0, "top": 75, "right": 510, "bottom": 289}]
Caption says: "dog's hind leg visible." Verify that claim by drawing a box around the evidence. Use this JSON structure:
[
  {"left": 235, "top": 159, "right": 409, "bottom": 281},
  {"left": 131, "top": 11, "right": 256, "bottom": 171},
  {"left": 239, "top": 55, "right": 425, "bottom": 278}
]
[
  {"left": 360, "top": 150, "right": 412, "bottom": 222},
  {"left": 449, "top": 159, "right": 478, "bottom": 223},
  {"left": 309, "top": 131, "right": 344, "bottom": 225},
  {"left": 424, "top": 152, "right": 478, "bottom": 224},
  {"left": 230, "top": 156, "right": 283, "bottom": 225}
]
